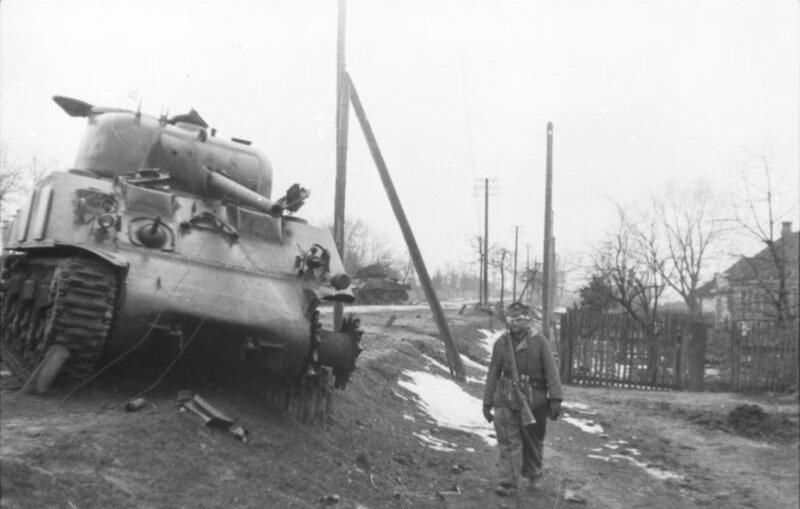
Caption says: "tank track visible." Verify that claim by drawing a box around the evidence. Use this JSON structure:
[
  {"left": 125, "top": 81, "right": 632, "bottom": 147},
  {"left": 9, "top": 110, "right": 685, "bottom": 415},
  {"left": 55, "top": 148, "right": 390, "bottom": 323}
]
[{"left": 0, "top": 256, "right": 118, "bottom": 386}]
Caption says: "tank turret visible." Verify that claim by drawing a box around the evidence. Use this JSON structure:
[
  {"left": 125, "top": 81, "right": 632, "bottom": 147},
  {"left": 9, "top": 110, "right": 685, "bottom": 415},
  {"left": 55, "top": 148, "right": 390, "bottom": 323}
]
[
  {"left": 54, "top": 96, "right": 283, "bottom": 215},
  {"left": 352, "top": 263, "right": 411, "bottom": 305}
]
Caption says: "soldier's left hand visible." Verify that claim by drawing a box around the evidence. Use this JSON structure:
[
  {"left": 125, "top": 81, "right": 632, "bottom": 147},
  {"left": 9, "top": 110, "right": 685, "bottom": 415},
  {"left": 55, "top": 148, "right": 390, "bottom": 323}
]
[
  {"left": 548, "top": 399, "right": 561, "bottom": 421},
  {"left": 482, "top": 405, "right": 494, "bottom": 423}
]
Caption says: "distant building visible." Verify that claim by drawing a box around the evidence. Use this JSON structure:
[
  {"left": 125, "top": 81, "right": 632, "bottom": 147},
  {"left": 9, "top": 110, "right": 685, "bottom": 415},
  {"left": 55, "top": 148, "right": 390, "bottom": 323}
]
[{"left": 707, "top": 221, "right": 799, "bottom": 326}]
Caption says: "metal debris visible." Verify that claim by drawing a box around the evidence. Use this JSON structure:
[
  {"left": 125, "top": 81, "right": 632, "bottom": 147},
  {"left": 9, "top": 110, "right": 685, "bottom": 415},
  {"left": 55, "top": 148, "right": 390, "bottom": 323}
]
[
  {"left": 435, "top": 484, "right": 461, "bottom": 500},
  {"left": 177, "top": 391, "right": 249, "bottom": 442},
  {"left": 125, "top": 397, "right": 147, "bottom": 412}
]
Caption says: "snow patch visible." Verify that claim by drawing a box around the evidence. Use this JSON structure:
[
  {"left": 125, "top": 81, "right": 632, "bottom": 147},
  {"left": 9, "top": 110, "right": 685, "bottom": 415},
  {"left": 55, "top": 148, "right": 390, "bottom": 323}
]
[
  {"left": 477, "top": 329, "right": 503, "bottom": 356},
  {"left": 562, "top": 416, "right": 605, "bottom": 434},
  {"left": 392, "top": 390, "right": 408, "bottom": 401},
  {"left": 590, "top": 444, "right": 682, "bottom": 482},
  {"left": 422, "top": 354, "right": 451, "bottom": 375},
  {"left": 423, "top": 351, "right": 486, "bottom": 383},
  {"left": 398, "top": 370, "right": 496, "bottom": 446},
  {"left": 414, "top": 431, "right": 457, "bottom": 452},
  {"left": 562, "top": 402, "right": 597, "bottom": 415},
  {"left": 610, "top": 454, "right": 683, "bottom": 481},
  {"left": 460, "top": 355, "right": 487, "bottom": 373}
]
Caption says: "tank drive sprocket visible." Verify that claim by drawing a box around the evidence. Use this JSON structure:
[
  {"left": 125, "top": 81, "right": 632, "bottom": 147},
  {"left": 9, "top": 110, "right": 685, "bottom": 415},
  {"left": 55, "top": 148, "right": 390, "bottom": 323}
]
[{"left": 0, "top": 256, "right": 118, "bottom": 386}]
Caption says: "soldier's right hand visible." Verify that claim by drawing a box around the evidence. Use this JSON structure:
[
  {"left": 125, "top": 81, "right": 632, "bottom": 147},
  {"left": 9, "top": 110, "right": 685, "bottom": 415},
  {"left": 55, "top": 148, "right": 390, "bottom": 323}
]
[{"left": 482, "top": 405, "right": 494, "bottom": 423}]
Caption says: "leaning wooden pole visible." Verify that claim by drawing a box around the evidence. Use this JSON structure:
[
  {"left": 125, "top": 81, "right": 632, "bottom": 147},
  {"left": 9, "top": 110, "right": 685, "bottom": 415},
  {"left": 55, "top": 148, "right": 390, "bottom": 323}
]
[
  {"left": 333, "top": 0, "right": 350, "bottom": 330},
  {"left": 347, "top": 73, "right": 465, "bottom": 381},
  {"left": 541, "top": 122, "right": 554, "bottom": 338}
]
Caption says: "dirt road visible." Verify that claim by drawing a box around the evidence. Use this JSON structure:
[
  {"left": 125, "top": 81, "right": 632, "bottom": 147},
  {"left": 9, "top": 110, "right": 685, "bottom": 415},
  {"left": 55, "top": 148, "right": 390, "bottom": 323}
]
[{"left": 1, "top": 305, "right": 798, "bottom": 508}]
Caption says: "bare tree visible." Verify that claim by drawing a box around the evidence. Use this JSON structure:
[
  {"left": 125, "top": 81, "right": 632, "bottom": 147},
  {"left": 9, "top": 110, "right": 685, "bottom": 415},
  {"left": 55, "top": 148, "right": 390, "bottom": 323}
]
[
  {"left": 0, "top": 147, "right": 23, "bottom": 224},
  {"left": 0, "top": 150, "right": 59, "bottom": 227},
  {"left": 330, "top": 217, "right": 400, "bottom": 275},
  {"left": 518, "top": 260, "right": 541, "bottom": 308},
  {"left": 589, "top": 206, "right": 670, "bottom": 384},
  {"left": 469, "top": 235, "right": 484, "bottom": 303},
  {"left": 651, "top": 181, "right": 722, "bottom": 317},
  {"left": 728, "top": 155, "right": 798, "bottom": 323},
  {"left": 489, "top": 246, "right": 512, "bottom": 307},
  {"left": 591, "top": 205, "right": 666, "bottom": 331}
]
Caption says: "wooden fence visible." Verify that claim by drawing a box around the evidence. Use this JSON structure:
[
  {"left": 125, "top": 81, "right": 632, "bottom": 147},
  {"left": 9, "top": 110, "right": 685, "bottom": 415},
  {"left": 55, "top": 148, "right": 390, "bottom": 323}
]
[
  {"left": 723, "top": 321, "right": 798, "bottom": 392},
  {"left": 559, "top": 310, "right": 700, "bottom": 390},
  {"left": 560, "top": 309, "right": 798, "bottom": 393}
]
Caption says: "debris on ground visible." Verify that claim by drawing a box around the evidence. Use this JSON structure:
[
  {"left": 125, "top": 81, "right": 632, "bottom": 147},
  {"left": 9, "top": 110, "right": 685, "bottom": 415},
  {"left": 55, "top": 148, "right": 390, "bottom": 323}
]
[
  {"left": 125, "top": 397, "right": 147, "bottom": 412},
  {"left": 564, "top": 489, "right": 587, "bottom": 504},
  {"left": 319, "top": 494, "right": 340, "bottom": 505},
  {"left": 727, "top": 404, "right": 766, "bottom": 432},
  {"left": 435, "top": 483, "right": 461, "bottom": 500},
  {"left": 451, "top": 463, "right": 469, "bottom": 474},
  {"left": 177, "top": 391, "right": 249, "bottom": 442}
]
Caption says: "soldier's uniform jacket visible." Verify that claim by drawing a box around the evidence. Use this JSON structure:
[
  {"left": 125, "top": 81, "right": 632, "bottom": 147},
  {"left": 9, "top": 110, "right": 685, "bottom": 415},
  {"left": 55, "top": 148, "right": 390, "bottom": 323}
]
[{"left": 483, "top": 327, "right": 563, "bottom": 411}]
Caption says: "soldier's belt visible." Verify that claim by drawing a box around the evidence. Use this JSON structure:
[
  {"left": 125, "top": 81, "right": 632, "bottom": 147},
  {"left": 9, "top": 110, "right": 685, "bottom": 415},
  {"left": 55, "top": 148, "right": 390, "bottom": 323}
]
[{"left": 502, "top": 373, "right": 548, "bottom": 389}]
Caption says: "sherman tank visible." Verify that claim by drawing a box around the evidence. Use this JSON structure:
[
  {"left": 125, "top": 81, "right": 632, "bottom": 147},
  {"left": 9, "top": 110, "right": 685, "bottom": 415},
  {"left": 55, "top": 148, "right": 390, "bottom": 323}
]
[
  {"left": 0, "top": 96, "right": 361, "bottom": 422},
  {"left": 352, "top": 263, "right": 411, "bottom": 305}
]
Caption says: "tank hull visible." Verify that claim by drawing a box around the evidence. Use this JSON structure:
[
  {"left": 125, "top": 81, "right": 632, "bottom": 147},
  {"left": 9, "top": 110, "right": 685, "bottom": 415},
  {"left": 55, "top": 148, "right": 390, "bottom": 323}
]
[{"left": 2, "top": 170, "right": 359, "bottom": 392}]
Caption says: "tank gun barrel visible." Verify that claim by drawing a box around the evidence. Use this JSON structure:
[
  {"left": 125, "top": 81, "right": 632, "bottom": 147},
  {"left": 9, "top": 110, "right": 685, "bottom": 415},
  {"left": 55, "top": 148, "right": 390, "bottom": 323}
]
[{"left": 205, "top": 170, "right": 283, "bottom": 216}]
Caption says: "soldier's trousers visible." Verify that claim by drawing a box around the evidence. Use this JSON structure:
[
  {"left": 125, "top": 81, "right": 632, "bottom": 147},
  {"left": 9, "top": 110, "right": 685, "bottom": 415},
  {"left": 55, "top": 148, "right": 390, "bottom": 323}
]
[{"left": 493, "top": 405, "right": 549, "bottom": 488}]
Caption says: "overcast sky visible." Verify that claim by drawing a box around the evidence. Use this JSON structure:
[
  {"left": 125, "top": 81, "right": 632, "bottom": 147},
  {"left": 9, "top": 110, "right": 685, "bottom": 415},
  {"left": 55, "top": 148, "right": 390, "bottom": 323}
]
[{"left": 1, "top": 0, "right": 798, "bottom": 278}]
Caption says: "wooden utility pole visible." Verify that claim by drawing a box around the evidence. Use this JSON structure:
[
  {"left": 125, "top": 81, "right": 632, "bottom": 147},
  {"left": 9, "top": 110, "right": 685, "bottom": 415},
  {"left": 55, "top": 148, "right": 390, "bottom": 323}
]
[
  {"left": 477, "top": 236, "right": 483, "bottom": 306},
  {"left": 483, "top": 178, "right": 489, "bottom": 307},
  {"left": 542, "top": 122, "right": 554, "bottom": 337},
  {"left": 512, "top": 225, "right": 519, "bottom": 301},
  {"left": 347, "top": 74, "right": 465, "bottom": 381},
  {"left": 332, "top": 0, "right": 349, "bottom": 330}
]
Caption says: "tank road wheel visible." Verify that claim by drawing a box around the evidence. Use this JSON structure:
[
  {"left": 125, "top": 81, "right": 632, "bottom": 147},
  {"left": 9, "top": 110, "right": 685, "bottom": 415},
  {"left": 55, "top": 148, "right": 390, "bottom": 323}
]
[{"left": 0, "top": 256, "right": 118, "bottom": 390}]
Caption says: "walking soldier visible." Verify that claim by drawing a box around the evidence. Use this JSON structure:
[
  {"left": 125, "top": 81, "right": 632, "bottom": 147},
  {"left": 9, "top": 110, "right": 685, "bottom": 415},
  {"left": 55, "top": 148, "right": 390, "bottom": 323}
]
[{"left": 482, "top": 301, "right": 563, "bottom": 497}]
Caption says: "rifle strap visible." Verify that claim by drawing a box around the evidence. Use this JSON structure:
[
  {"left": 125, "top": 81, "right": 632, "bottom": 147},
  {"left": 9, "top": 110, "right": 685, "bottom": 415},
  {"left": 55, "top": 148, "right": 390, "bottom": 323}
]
[
  {"left": 505, "top": 332, "right": 522, "bottom": 386},
  {"left": 505, "top": 331, "right": 538, "bottom": 455}
]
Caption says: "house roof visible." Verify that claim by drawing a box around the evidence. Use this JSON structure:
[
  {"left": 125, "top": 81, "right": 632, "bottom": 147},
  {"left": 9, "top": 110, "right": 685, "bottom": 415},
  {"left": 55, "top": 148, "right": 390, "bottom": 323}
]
[
  {"left": 724, "top": 230, "right": 799, "bottom": 281},
  {"left": 695, "top": 279, "right": 716, "bottom": 298}
]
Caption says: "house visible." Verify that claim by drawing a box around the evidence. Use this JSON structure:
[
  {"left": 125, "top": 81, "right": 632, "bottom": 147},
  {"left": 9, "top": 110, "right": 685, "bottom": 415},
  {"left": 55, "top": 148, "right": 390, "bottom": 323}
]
[{"left": 711, "top": 221, "right": 799, "bottom": 325}]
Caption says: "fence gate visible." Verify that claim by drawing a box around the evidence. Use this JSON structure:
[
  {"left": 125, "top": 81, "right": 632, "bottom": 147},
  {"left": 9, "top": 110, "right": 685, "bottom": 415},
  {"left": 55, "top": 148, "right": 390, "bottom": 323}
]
[{"left": 559, "top": 310, "right": 696, "bottom": 390}]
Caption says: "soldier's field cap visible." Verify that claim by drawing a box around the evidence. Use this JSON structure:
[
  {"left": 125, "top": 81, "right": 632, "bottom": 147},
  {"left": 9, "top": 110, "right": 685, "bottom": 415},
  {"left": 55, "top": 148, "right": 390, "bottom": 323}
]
[{"left": 506, "top": 301, "right": 532, "bottom": 319}]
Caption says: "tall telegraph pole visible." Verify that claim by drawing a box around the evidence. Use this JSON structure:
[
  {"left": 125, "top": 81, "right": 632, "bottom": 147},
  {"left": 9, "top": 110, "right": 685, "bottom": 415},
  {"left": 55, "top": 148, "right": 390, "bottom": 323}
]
[
  {"left": 542, "top": 122, "right": 554, "bottom": 337},
  {"left": 483, "top": 178, "right": 489, "bottom": 307},
  {"left": 477, "top": 236, "right": 483, "bottom": 306},
  {"left": 512, "top": 225, "right": 519, "bottom": 301},
  {"left": 333, "top": 0, "right": 349, "bottom": 329}
]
